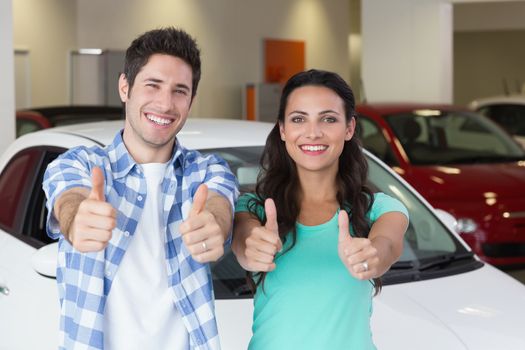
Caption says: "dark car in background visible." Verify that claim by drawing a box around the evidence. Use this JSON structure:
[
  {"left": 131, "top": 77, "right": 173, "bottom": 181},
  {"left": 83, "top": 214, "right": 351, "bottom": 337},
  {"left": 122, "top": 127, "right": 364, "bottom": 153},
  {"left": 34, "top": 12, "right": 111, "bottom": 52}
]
[
  {"left": 356, "top": 103, "right": 525, "bottom": 266},
  {"left": 16, "top": 105, "right": 123, "bottom": 137}
]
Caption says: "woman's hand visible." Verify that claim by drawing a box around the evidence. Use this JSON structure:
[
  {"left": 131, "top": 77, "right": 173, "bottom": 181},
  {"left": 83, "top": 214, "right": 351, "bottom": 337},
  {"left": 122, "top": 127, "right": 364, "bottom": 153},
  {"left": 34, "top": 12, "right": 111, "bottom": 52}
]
[
  {"left": 232, "top": 199, "right": 282, "bottom": 272},
  {"left": 337, "top": 210, "right": 380, "bottom": 280}
]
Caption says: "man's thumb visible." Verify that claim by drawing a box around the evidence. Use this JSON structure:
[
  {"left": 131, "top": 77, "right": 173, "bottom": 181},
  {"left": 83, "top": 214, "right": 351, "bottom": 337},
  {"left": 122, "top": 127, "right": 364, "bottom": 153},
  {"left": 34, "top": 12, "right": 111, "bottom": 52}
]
[
  {"left": 88, "top": 167, "right": 105, "bottom": 201},
  {"left": 338, "top": 210, "right": 352, "bottom": 243},
  {"left": 190, "top": 184, "right": 208, "bottom": 217},
  {"left": 264, "top": 198, "right": 278, "bottom": 233}
]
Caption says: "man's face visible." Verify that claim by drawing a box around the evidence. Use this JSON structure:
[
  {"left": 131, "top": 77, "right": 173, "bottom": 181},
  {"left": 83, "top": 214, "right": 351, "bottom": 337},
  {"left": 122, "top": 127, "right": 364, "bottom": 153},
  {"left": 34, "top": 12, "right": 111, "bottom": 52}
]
[{"left": 119, "top": 54, "right": 194, "bottom": 162}]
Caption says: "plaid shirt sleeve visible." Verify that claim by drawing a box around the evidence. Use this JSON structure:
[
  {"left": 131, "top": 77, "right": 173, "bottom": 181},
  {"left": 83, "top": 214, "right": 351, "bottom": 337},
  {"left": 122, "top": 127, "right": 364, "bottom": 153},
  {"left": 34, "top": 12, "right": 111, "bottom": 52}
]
[
  {"left": 42, "top": 146, "right": 104, "bottom": 240},
  {"left": 198, "top": 153, "right": 239, "bottom": 244}
]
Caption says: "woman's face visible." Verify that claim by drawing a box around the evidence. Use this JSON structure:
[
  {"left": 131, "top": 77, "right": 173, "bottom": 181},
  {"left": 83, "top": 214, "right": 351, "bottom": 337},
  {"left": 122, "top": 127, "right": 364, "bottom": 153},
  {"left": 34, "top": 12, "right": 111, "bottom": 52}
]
[{"left": 279, "top": 85, "right": 355, "bottom": 175}]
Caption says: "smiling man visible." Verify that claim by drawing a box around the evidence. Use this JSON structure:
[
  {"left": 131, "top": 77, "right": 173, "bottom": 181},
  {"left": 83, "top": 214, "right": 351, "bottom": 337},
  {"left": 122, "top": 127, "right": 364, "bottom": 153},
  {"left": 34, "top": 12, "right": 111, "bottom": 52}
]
[{"left": 43, "top": 28, "right": 238, "bottom": 350}]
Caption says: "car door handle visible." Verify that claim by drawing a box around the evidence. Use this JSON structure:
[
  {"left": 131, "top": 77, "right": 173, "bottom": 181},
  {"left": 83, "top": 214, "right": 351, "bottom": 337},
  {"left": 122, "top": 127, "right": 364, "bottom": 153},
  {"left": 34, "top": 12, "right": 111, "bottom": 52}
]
[{"left": 0, "top": 285, "right": 9, "bottom": 296}]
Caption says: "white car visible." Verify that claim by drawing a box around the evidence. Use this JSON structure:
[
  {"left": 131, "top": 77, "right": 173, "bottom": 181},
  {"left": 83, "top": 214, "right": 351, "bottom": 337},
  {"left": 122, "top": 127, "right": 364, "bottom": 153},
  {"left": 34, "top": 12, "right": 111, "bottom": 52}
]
[
  {"left": 469, "top": 95, "right": 525, "bottom": 148},
  {"left": 1, "top": 119, "right": 525, "bottom": 350}
]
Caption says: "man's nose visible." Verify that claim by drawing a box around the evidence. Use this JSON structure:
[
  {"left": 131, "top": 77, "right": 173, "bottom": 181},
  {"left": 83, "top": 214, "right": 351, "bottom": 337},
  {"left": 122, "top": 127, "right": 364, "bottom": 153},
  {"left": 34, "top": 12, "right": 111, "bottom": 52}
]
[{"left": 155, "top": 88, "right": 173, "bottom": 111}]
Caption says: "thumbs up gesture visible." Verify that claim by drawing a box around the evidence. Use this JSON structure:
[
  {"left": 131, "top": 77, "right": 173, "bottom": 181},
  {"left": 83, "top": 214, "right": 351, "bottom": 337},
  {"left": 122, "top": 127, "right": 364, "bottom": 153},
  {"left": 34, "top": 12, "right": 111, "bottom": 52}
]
[
  {"left": 69, "top": 167, "right": 117, "bottom": 252},
  {"left": 241, "top": 198, "right": 283, "bottom": 272},
  {"left": 337, "top": 210, "right": 378, "bottom": 280},
  {"left": 180, "top": 184, "right": 226, "bottom": 263}
]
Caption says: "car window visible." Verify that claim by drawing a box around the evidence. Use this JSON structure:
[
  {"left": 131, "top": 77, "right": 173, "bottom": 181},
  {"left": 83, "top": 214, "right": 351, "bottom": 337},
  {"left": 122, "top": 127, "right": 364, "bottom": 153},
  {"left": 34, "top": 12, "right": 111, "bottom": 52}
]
[
  {"left": 16, "top": 119, "right": 43, "bottom": 137},
  {"left": 386, "top": 111, "right": 525, "bottom": 165},
  {"left": 0, "top": 148, "right": 41, "bottom": 234},
  {"left": 357, "top": 116, "right": 399, "bottom": 166},
  {"left": 0, "top": 147, "right": 62, "bottom": 248},
  {"left": 205, "top": 146, "right": 481, "bottom": 299},
  {"left": 22, "top": 149, "right": 64, "bottom": 246},
  {"left": 483, "top": 104, "right": 525, "bottom": 137}
]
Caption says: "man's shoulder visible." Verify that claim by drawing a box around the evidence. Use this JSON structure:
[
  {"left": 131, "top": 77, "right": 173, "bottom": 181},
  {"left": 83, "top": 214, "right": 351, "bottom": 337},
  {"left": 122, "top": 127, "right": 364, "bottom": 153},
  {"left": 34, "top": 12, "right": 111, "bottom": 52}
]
[{"left": 58, "top": 144, "right": 110, "bottom": 162}]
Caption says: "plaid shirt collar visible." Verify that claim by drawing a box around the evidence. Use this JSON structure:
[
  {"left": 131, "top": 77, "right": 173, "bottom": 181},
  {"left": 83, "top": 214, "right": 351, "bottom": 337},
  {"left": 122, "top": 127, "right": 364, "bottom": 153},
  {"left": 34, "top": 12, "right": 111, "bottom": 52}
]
[{"left": 107, "top": 130, "right": 185, "bottom": 179}]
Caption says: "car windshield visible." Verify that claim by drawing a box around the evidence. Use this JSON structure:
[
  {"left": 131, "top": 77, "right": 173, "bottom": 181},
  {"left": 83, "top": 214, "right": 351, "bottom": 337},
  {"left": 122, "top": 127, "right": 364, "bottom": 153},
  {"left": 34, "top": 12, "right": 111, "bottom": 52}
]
[
  {"left": 478, "top": 103, "right": 525, "bottom": 137},
  {"left": 385, "top": 110, "right": 525, "bottom": 165},
  {"left": 201, "top": 146, "right": 482, "bottom": 299}
]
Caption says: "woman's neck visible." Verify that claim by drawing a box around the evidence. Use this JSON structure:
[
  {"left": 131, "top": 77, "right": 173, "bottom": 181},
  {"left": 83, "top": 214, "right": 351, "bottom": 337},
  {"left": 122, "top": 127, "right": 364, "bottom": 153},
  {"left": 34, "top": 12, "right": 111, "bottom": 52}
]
[{"left": 297, "top": 168, "right": 340, "bottom": 226}]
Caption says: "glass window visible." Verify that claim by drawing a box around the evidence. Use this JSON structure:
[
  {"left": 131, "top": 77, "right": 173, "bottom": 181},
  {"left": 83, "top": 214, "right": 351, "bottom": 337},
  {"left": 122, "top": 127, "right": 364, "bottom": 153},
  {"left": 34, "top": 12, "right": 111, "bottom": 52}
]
[
  {"left": 0, "top": 149, "right": 40, "bottom": 233},
  {"left": 357, "top": 116, "right": 398, "bottom": 166},
  {"left": 386, "top": 111, "right": 525, "bottom": 165},
  {"left": 485, "top": 104, "right": 525, "bottom": 137},
  {"left": 207, "top": 146, "right": 480, "bottom": 298}
]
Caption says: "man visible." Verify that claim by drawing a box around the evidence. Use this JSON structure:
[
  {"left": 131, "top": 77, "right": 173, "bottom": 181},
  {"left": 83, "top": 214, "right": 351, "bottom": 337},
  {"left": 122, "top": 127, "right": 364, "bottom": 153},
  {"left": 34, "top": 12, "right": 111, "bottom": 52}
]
[{"left": 43, "top": 28, "right": 238, "bottom": 350}]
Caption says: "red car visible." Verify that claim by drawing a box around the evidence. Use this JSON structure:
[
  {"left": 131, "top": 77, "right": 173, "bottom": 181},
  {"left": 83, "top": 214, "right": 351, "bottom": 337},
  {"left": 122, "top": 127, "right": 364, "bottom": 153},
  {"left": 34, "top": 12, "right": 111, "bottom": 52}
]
[
  {"left": 356, "top": 103, "right": 525, "bottom": 266},
  {"left": 16, "top": 105, "right": 123, "bottom": 137}
]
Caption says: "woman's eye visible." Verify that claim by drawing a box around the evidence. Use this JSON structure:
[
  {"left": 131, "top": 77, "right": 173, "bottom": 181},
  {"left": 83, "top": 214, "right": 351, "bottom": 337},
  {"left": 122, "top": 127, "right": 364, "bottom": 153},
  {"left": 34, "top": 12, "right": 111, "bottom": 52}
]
[
  {"left": 323, "top": 116, "right": 337, "bottom": 123},
  {"left": 291, "top": 116, "right": 304, "bottom": 123}
]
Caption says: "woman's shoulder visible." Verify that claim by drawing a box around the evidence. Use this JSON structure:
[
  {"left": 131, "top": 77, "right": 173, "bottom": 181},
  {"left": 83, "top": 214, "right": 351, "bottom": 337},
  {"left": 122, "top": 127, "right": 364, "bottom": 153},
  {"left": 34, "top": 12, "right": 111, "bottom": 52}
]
[
  {"left": 235, "top": 192, "right": 266, "bottom": 219},
  {"left": 369, "top": 192, "right": 409, "bottom": 220}
]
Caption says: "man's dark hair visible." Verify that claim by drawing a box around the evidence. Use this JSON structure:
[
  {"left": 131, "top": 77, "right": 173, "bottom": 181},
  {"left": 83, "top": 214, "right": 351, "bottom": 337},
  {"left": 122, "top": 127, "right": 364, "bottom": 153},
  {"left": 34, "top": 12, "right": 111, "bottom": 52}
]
[{"left": 123, "top": 27, "right": 201, "bottom": 98}]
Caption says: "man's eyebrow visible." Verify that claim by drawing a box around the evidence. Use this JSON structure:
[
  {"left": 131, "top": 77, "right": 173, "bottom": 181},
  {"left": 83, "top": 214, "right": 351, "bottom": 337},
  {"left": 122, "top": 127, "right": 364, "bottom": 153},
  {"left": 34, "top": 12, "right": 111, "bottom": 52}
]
[
  {"left": 144, "top": 78, "right": 190, "bottom": 91},
  {"left": 174, "top": 83, "right": 191, "bottom": 91}
]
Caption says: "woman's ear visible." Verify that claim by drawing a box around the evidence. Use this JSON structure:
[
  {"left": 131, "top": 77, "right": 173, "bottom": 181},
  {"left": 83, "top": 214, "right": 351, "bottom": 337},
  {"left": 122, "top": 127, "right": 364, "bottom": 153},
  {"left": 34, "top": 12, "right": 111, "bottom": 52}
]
[
  {"left": 118, "top": 73, "right": 129, "bottom": 102},
  {"left": 345, "top": 117, "right": 357, "bottom": 141},
  {"left": 279, "top": 122, "right": 286, "bottom": 141}
]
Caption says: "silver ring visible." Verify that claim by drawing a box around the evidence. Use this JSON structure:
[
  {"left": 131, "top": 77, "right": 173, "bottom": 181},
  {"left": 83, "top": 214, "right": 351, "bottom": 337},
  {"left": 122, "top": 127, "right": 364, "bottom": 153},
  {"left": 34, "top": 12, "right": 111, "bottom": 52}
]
[
  {"left": 362, "top": 261, "right": 369, "bottom": 272},
  {"left": 202, "top": 241, "right": 208, "bottom": 252}
]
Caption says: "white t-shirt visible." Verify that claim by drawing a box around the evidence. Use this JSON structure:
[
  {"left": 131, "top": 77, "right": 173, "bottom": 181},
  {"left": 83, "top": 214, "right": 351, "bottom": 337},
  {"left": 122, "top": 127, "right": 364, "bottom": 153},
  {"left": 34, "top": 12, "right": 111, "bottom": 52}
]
[{"left": 104, "top": 163, "right": 189, "bottom": 350}]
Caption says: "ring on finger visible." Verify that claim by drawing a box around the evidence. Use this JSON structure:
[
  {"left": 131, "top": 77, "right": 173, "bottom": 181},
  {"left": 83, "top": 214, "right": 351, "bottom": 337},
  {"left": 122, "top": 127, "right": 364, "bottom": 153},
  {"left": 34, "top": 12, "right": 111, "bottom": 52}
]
[
  {"left": 362, "top": 261, "right": 369, "bottom": 272},
  {"left": 202, "top": 241, "right": 208, "bottom": 252}
]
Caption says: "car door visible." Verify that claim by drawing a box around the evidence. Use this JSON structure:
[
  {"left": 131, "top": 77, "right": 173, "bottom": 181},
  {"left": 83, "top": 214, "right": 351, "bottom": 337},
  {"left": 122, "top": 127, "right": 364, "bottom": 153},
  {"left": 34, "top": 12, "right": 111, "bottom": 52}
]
[{"left": 0, "top": 146, "right": 64, "bottom": 350}]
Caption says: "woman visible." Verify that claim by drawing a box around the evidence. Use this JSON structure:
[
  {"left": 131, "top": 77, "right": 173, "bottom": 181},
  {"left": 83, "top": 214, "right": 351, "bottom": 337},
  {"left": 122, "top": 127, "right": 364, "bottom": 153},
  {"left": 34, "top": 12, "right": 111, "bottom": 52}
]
[{"left": 232, "top": 69, "right": 409, "bottom": 349}]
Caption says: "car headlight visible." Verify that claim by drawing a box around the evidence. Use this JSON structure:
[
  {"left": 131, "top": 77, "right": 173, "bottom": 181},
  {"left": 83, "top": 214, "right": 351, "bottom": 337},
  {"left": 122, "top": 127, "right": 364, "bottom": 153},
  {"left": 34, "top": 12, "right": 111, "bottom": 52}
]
[{"left": 456, "top": 218, "right": 478, "bottom": 233}]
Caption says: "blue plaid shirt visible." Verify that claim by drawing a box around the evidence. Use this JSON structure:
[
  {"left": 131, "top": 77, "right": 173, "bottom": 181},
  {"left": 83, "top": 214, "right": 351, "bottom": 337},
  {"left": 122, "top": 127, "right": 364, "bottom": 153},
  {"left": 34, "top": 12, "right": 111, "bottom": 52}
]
[{"left": 43, "top": 131, "right": 238, "bottom": 350}]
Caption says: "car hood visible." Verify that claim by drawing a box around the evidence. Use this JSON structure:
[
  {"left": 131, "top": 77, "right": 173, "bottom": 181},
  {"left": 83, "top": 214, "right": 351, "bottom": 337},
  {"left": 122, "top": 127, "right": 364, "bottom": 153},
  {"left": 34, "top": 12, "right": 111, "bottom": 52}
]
[
  {"left": 404, "top": 162, "right": 525, "bottom": 200},
  {"left": 372, "top": 264, "right": 525, "bottom": 349}
]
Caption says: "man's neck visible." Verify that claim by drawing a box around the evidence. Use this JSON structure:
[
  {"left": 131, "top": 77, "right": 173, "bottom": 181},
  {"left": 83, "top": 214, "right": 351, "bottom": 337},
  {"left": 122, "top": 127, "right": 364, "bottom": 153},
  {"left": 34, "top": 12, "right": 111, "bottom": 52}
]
[{"left": 122, "top": 130, "right": 175, "bottom": 164}]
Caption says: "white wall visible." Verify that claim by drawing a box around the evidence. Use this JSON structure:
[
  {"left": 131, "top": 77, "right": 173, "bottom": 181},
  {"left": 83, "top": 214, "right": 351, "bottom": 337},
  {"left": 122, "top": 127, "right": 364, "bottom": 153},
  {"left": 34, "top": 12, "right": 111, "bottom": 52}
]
[
  {"left": 75, "top": 0, "right": 350, "bottom": 119},
  {"left": 13, "top": 0, "right": 77, "bottom": 107},
  {"left": 1, "top": 0, "right": 15, "bottom": 151},
  {"left": 361, "top": 0, "right": 453, "bottom": 103}
]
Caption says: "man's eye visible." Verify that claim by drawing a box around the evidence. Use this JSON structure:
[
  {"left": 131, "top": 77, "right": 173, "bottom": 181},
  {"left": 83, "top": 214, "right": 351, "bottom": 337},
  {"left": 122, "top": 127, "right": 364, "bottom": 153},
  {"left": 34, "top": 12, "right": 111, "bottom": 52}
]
[
  {"left": 146, "top": 83, "right": 158, "bottom": 89},
  {"left": 175, "top": 89, "right": 188, "bottom": 95}
]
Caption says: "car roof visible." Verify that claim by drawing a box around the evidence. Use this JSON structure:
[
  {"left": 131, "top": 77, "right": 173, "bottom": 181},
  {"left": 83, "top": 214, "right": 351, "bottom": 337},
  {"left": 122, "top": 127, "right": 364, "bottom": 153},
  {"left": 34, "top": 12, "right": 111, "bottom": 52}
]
[
  {"left": 356, "top": 103, "right": 469, "bottom": 116},
  {"left": 469, "top": 95, "right": 525, "bottom": 109},
  {"left": 34, "top": 118, "right": 275, "bottom": 149}
]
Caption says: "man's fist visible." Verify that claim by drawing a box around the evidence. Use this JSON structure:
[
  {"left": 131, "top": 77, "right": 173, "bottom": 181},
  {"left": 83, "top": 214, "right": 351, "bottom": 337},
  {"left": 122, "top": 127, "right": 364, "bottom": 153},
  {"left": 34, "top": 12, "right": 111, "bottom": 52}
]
[
  {"left": 68, "top": 167, "right": 117, "bottom": 252},
  {"left": 180, "top": 184, "right": 226, "bottom": 263}
]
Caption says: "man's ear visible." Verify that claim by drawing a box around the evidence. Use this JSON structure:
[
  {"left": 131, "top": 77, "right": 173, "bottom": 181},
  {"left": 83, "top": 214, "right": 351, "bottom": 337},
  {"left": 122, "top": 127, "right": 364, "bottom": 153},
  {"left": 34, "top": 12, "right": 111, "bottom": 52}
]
[
  {"left": 118, "top": 73, "right": 129, "bottom": 102},
  {"left": 345, "top": 117, "right": 356, "bottom": 141}
]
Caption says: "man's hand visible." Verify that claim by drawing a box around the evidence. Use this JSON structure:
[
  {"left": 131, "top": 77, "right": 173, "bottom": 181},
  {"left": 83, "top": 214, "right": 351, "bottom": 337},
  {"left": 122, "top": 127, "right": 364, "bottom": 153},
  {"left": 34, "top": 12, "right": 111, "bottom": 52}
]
[
  {"left": 239, "top": 198, "right": 282, "bottom": 272},
  {"left": 180, "top": 184, "right": 227, "bottom": 263},
  {"left": 337, "top": 210, "right": 379, "bottom": 280},
  {"left": 66, "top": 167, "right": 117, "bottom": 252}
]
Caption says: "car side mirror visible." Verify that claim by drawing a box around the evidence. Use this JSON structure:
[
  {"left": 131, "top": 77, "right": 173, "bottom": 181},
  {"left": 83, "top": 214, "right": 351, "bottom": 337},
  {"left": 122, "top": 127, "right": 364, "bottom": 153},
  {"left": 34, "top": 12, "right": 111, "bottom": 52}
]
[
  {"left": 32, "top": 242, "right": 58, "bottom": 278},
  {"left": 435, "top": 209, "right": 458, "bottom": 233}
]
